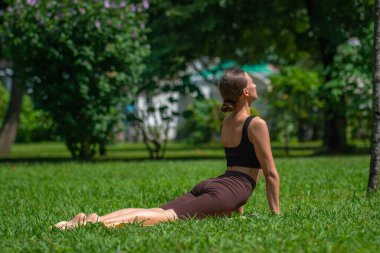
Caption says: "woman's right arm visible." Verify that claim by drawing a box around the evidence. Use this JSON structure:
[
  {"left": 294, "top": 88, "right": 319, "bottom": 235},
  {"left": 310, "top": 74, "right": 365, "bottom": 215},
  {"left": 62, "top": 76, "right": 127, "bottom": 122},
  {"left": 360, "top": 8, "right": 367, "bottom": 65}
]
[{"left": 249, "top": 118, "right": 280, "bottom": 214}]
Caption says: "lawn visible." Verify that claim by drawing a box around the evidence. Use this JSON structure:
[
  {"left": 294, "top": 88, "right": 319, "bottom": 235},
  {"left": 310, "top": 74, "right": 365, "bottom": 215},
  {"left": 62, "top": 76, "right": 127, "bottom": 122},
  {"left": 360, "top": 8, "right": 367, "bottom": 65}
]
[{"left": 0, "top": 155, "right": 379, "bottom": 252}]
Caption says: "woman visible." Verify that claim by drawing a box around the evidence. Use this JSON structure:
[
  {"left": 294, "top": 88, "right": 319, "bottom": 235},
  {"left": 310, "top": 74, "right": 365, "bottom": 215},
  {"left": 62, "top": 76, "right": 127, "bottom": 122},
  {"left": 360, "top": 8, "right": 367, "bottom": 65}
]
[{"left": 54, "top": 68, "right": 280, "bottom": 229}]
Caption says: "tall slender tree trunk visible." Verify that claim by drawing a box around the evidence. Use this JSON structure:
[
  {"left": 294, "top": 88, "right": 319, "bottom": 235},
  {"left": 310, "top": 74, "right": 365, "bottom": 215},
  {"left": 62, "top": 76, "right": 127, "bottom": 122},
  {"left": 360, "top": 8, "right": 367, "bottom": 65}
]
[
  {"left": 368, "top": 0, "right": 380, "bottom": 193},
  {"left": 0, "top": 78, "right": 23, "bottom": 155}
]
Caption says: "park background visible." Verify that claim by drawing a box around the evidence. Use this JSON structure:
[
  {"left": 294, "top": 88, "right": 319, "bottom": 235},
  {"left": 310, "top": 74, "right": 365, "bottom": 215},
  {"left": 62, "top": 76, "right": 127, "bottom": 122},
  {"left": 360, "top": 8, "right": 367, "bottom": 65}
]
[{"left": 0, "top": 0, "right": 379, "bottom": 253}]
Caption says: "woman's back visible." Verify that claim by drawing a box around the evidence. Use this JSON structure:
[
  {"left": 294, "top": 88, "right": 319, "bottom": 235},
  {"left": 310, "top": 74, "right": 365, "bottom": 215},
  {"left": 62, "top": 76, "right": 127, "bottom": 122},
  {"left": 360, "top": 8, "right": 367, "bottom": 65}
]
[
  {"left": 221, "top": 114, "right": 262, "bottom": 182},
  {"left": 221, "top": 114, "right": 249, "bottom": 148}
]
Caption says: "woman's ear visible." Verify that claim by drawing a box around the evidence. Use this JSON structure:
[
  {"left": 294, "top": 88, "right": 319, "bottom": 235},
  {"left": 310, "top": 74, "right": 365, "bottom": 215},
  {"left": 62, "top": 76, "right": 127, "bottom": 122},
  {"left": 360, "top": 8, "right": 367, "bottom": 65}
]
[{"left": 243, "top": 88, "right": 249, "bottom": 96}]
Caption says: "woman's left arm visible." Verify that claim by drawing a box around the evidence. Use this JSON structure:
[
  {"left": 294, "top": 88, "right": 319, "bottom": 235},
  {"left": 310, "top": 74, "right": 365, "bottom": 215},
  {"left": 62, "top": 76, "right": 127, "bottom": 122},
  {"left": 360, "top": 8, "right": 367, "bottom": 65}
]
[{"left": 249, "top": 118, "right": 280, "bottom": 214}]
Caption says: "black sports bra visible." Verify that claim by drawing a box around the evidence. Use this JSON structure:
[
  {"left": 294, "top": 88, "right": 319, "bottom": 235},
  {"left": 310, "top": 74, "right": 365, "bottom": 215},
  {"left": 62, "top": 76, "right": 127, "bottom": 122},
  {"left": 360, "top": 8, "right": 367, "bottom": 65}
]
[{"left": 223, "top": 116, "right": 261, "bottom": 169}]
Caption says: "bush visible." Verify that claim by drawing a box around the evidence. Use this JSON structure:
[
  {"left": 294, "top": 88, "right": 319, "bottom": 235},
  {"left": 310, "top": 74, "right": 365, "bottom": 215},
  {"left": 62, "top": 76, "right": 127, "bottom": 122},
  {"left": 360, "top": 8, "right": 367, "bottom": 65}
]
[
  {"left": 325, "top": 29, "right": 372, "bottom": 145},
  {"left": 267, "top": 66, "right": 324, "bottom": 143},
  {"left": 17, "top": 94, "right": 58, "bottom": 142},
  {"left": 179, "top": 99, "right": 225, "bottom": 144},
  {"left": 1, "top": 0, "right": 149, "bottom": 159}
]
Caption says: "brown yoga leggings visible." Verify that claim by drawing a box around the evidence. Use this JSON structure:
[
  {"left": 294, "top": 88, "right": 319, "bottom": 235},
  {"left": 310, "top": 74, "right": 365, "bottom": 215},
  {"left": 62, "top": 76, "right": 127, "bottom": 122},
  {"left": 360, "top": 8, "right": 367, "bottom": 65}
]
[{"left": 160, "top": 170, "right": 256, "bottom": 219}]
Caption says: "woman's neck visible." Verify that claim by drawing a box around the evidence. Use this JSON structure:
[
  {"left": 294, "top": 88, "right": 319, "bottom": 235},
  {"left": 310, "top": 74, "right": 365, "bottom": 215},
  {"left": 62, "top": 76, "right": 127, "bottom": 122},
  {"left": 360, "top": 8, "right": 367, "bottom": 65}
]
[{"left": 232, "top": 100, "right": 251, "bottom": 117}]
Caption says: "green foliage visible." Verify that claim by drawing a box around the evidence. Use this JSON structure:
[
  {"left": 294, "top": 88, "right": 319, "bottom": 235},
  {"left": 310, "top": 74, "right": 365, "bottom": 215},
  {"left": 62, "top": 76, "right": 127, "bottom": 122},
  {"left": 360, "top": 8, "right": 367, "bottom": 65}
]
[
  {"left": 0, "top": 84, "right": 8, "bottom": 121},
  {"left": 0, "top": 157, "right": 379, "bottom": 252},
  {"left": 324, "top": 25, "right": 373, "bottom": 143},
  {"left": 147, "top": 0, "right": 372, "bottom": 65},
  {"left": 0, "top": 0, "right": 149, "bottom": 159},
  {"left": 16, "top": 94, "right": 57, "bottom": 142},
  {"left": 180, "top": 98, "right": 224, "bottom": 143},
  {"left": 268, "top": 66, "right": 323, "bottom": 142},
  {"left": 0, "top": 84, "right": 57, "bottom": 142},
  {"left": 146, "top": 0, "right": 374, "bottom": 151}
]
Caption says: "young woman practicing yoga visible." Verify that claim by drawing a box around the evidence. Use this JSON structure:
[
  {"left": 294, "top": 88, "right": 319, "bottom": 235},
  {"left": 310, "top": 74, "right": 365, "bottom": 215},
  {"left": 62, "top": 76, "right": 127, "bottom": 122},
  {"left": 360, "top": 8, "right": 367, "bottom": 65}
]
[{"left": 54, "top": 68, "right": 280, "bottom": 229}]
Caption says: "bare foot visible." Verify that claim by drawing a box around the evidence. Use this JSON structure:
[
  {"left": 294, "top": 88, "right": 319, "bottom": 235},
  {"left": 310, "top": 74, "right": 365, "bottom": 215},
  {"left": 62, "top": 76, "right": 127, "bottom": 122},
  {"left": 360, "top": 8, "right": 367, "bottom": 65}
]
[
  {"left": 86, "top": 213, "right": 100, "bottom": 224},
  {"left": 236, "top": 206, "right": 244, "bottom": 214},
  {"left": 54, "top": 213, "right": 86, "bottom": 230},
  {"left": 70, "top": 212, "right": 87, "bottom": 225}
]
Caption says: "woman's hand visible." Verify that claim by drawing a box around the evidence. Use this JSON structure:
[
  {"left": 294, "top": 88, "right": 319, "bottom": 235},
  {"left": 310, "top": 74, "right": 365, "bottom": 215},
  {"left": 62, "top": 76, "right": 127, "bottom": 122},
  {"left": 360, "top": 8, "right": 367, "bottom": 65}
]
[{"left": 235, "top": 205, "right": 244, "bottom": 214}]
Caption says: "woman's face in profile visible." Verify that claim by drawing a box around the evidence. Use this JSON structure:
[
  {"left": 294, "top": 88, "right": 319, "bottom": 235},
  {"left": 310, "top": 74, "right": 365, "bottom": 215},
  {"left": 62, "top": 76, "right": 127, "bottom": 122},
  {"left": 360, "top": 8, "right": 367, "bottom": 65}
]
[{"left": 244, "top": 72, "right": 258, "bottom": 102}]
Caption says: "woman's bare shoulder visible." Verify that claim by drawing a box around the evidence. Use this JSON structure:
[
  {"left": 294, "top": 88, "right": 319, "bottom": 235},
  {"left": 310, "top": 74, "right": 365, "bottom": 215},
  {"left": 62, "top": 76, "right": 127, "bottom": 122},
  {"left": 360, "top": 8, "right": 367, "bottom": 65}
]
[
  {"left": 248, "top": 117, "right": 269, "bottom": 142},
  {"left": 250, "top": 116, "right": 267, "bottom": 129}
]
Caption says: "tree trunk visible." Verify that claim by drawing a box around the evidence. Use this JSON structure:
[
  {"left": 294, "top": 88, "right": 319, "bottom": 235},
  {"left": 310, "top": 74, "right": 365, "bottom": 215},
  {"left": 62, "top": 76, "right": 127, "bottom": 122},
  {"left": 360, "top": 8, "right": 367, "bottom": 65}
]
[
  {"left": 324, "top": 111, "right": 347, "bottom": 152},
  {"left": 305, "top": 0, "right": 347, "bottom": 152},
  {"left": 79, "top": 138, "right": 96, "bottom": 160},
  {"left": 0, "top": 79, "right": 23, "bottom": 154},
  {"left": 66, "top": 140, "right": 79, "bottom": 160},
  {"left": 368, "top": 0, "right": 380, "bottom": 193},
  {"left": 319, "top": 40, "right": 347, "bottom": 153},
  {"left": 99, "top": 140, "right": 107, "bottom": 156}
]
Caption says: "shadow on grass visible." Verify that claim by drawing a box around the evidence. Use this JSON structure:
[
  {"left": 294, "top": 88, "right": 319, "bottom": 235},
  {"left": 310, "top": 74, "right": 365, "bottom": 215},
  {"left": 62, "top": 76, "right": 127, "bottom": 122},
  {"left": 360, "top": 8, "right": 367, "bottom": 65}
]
[
  {"left": 0, "top": 146, "right": 370, "bottom": 164},
  {"left": 0, "top": 156, "right": 225, "bottom": 164},
  {"left": 111, "top": 145, "right": 323, "bottom": 152},
  {"left": 313, "top": 146, "right": 371, "bottom": 156}
]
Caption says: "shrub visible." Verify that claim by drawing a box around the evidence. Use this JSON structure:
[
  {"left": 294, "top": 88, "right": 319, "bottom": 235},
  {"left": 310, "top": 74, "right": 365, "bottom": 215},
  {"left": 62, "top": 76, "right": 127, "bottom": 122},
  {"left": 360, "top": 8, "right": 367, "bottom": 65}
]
[
  {"left": 180, "top": 99, "right": 225, "bottom": 144},
  {"left": 1, "top": 0, "right": 149, "bottom": 159},
  {"left": 268, "top": 66, "right": 323, "bottom": 145}
]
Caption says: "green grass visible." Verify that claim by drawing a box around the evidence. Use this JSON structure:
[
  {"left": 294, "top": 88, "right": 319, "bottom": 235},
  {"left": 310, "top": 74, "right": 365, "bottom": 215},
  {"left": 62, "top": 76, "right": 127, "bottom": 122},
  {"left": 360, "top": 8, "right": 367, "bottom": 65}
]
[{"left": 0, "top": 156, "right": 379, "bottom": 252}]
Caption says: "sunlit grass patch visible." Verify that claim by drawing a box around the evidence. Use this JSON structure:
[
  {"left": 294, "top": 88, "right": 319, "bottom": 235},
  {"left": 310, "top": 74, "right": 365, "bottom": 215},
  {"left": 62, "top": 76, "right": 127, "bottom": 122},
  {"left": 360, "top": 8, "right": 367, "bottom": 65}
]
[{"left": 0, "top": 156, "right": 379, "bottom": 252}]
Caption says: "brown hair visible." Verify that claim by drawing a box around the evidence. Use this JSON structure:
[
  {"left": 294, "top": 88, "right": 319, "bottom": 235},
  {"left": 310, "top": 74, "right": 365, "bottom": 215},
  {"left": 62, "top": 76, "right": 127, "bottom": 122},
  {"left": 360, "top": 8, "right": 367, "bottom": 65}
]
[{"left": 218, "top": 68, "right": 248, "bottom": 112}]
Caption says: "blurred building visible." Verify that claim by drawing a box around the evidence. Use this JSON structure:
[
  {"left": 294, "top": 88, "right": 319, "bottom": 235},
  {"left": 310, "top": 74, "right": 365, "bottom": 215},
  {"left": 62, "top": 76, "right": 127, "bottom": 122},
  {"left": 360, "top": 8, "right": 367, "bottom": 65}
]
[{"left": 126, "top": 60, "right": 278, "bottom": 142}]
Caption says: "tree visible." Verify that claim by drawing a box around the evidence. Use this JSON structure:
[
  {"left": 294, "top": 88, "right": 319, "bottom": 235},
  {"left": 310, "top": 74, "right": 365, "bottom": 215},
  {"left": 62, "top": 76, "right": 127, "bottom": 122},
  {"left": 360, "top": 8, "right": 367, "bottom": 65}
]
[
  {"left": 303, "top": 0, "right": 373, "bottom": 152},
  {"left": 146, "top": 0, "right": 374, "bottom": 152},
  {"left": 0, "top": 77, "right": 23, "bottom": 154},
  {"left": 368, "top": 0, "right": 380, "bottom": 193},
  {"left": 267, "top": 66, "right": 323, "bottom": 152},
  {"left": 1, "top": 0, "right": 149, "bottom": 159},
  {"left": 326, "top": 31, "right": 373, "bottom": 147},
  {"left": 0, "top": 1, "right": 26, "bottom": 154},
  {"left": 180, "top": 98, "right": 224, "bottom": 144}
]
